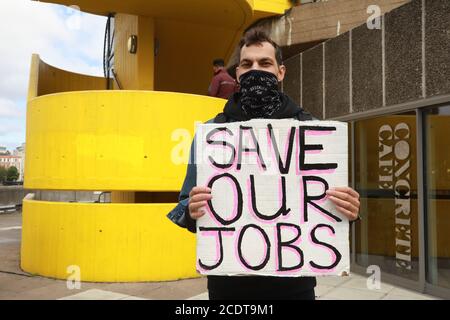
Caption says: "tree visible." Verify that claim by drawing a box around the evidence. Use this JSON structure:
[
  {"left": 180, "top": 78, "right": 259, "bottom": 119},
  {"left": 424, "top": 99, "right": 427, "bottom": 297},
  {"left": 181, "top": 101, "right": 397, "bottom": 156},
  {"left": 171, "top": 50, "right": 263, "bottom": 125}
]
[
  {"left": 6, "top": 166, "right": 19, "bottom": 182},
  {"left": 0, "top": 166, "right": 6, "bottom": 184}
]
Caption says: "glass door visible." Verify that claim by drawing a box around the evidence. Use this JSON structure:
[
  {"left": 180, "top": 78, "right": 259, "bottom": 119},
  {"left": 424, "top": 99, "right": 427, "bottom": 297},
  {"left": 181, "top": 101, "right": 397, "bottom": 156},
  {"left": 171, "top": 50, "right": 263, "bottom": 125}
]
[{"left": 423, "top": 105, "right": 450, "bottom": 290}]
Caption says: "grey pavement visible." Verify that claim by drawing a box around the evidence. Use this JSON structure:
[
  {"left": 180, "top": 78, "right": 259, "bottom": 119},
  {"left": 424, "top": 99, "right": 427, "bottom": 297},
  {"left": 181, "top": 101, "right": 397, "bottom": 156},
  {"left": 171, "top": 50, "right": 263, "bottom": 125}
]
[{"left": 0, "top": 210, "right": 440, "bottom": 300}]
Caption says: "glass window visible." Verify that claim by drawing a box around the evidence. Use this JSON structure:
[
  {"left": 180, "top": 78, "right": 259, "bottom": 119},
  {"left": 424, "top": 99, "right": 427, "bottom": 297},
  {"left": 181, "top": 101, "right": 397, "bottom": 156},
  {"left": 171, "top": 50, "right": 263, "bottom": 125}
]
[
  {"left": 424, "top": 105, "right": 450, "bottom": 289},
  {"left": 354, "top": 112, "right": 419, "bottom": 281},
  {"left": 349, "top": 122, "right": 353, "bottom": 256}
]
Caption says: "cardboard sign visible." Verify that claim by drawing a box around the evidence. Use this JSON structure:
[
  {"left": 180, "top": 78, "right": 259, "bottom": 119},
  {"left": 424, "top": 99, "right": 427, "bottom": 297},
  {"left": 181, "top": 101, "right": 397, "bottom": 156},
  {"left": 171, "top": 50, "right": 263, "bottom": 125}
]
[{"left": 195, "top": 119, "right": 349, "bottom": 277}]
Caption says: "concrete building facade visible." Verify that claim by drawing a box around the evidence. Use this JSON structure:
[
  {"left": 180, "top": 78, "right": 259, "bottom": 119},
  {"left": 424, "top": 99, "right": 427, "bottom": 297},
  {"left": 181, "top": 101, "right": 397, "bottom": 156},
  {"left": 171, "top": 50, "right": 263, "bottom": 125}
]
[{"left": 278, "top": 0, "right": 450, "bottom": 298}]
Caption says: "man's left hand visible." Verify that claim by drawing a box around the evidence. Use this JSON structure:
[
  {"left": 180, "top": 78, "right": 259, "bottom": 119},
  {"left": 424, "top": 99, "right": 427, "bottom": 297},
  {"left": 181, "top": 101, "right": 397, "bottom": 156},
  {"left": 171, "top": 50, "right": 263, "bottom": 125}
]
[{"left": 326, "top": 187, "right": 360, "bottom": 221}]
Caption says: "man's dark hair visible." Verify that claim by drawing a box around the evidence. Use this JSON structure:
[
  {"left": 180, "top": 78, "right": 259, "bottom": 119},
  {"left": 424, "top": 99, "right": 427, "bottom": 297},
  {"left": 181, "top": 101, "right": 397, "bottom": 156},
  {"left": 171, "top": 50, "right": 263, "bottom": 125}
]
[
  {"left": 238, "top": 28, "right": 283, "bottom": 66},
  {"left": 213, "top": 59, "right": 225, "bottom": 67}
]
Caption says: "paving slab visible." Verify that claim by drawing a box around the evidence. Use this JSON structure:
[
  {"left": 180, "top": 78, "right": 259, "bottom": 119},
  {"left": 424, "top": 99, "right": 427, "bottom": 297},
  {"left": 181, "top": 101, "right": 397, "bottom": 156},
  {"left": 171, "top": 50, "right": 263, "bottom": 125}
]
[
  {"left": 314, "top": 284, "right": 335, "bottom": 298},
  {"left": 339, "top": 276, "right": 395, "bottom": 293},
  {"left": 319, "top": 286, "right": 387, "bottom": 300},
  {"left": 315, "top": 275, "right": 352, "bottom": 287},
  {"left": 187, "top": 292, "right": 209, "bottom": 300},
  {"left": 386, "top": 287, "right": 437, "bottom": 300},
  {"left": 59, "top": 289, "right": 130, "bottom": 300}
]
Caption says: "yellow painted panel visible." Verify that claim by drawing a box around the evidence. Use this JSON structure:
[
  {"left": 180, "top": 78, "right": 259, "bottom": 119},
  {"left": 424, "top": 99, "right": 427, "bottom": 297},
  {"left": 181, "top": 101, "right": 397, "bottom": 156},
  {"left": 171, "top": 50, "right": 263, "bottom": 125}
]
[
  {"left": 114, "top": 14, "right": 139, "bottom": 90},
  {"left": 21, "top": 200, "right": 199, "bottom": 282},
  {"left": 41, "top": 0, "right": 290, "bottom": 18},
  {"left": 154, "top": 19, "right": 240, "bottom": 95},
  {"left": 27, "top": 54, "right": 40, "bottom": 101},
  {"left": 111, "top": 191, "right": 135, "bottom": 203},
  {"left": 25, "top": 91, "right": 225, "bottom": 191},
  {"left": 114, "top": 14, "right": 155, "bottom": 90},
  {"left": 39, "top": 0, "right": 255, "bottom": 27},
  {"left": 253, "top": 0, "right": 292, "bottom": 14},
  {"left": 37, "top": 56, "right": 109, "bottom": 96}
]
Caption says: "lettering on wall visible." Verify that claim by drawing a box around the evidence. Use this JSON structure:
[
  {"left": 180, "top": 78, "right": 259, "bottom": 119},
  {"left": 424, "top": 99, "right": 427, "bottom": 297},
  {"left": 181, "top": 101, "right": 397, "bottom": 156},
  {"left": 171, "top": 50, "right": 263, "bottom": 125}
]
[{"left": 378, "top": 123, "right": 412, "bottom": 270}]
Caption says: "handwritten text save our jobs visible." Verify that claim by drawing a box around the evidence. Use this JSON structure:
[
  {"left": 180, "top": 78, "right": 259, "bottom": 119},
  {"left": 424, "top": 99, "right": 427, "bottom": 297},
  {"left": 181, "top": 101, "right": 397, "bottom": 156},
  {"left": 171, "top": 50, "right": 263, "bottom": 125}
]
[{"left": 195, "top": 119, "right": 349, "bottom": 277}]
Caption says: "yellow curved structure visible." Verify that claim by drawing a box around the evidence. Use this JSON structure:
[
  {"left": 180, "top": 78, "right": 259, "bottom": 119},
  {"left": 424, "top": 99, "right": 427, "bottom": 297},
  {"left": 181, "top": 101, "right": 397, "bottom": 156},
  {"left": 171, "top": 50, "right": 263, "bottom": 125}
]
[
  {"left": 41, "top": 0, "right": 290, "bottom": 25},
  {"left": 25, "top": 90, "right": 223, "bottom": 191},
  {"left": 23, "top": 90, "right": 224, "bottom": 281},
  {"left": 23, "top": 1, "right": 291, "bottom": 282},
  {"left": 21, "top": 200, "right": 198, "bottom": 282}
]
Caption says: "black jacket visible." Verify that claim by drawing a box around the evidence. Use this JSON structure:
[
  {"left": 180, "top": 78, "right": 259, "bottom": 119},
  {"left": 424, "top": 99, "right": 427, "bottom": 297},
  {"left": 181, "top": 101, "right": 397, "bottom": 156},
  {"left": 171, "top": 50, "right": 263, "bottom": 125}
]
[{"left": 167, "top": 92, "right": 317, "bottom": 299}]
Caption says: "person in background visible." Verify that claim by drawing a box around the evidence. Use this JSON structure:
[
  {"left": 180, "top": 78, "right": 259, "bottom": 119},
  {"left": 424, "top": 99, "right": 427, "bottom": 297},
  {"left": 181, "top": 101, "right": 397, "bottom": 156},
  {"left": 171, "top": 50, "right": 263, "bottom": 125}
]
[{"left": 208, "top": 58, "right": 237, "bottom": 99}]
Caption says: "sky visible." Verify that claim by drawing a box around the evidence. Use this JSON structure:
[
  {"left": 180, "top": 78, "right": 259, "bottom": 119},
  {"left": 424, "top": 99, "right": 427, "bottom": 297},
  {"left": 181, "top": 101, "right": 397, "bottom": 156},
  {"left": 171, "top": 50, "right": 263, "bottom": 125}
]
[{"left": 0, "top": 0, "right": 106, "bottom": 152}]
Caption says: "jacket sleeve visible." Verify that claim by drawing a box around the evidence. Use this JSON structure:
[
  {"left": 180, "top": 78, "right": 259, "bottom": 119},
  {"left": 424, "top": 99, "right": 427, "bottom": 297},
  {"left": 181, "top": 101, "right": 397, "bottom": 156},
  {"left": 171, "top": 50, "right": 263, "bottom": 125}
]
[
  {"left": 166, "top": 137, "right": 198, "bottom": 233},
  {"left": 208, "top": 75, "right": 220, "bottom": 97}
]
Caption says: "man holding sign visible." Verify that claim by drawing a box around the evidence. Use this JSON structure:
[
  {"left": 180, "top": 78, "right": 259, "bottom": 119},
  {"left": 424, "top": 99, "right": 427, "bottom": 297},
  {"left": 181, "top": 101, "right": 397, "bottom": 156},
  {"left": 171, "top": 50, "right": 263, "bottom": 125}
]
[{"left": 167, "top": 29, "right": 360, "bottom": 300}]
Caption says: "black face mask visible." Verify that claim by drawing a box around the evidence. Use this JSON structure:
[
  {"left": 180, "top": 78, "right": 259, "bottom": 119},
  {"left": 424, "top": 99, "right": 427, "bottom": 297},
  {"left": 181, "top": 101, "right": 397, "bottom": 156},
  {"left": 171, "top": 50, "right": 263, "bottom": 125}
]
[{"left": 238, "top": 69, "right": 282, "bottom": 119}]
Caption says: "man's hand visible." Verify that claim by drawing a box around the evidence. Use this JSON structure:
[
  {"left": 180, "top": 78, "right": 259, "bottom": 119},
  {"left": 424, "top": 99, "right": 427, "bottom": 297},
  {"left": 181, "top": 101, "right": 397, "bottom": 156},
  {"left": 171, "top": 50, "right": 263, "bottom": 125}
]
[
  {"left": 326, "top": 187, "right": 360, "bottom": 221},
  {"left": 189, "top": 186, "right": 360, "bottom": 221},
  {"left": 188, "top": 186, "right": 212, "bottom": 220}
]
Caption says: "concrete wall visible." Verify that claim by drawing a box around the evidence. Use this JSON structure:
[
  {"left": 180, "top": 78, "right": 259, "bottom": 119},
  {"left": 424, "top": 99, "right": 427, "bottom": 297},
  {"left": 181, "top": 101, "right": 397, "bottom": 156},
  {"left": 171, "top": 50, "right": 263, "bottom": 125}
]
[
  {"left": 35, "top": 191, "right": 111, "bottom": 203},
  {"left": 0, "top": 187, "right": 34, "bottom": 207},
  {"left": 114, "top": 14, "right": 155, "bottom": 90},
  {"left": 227, "top": 0, "right": 409, "bottom": 65},
  {"left": 31, "top": 55, "right": 110, "bottom": 98},
  {"left": 282, "top": 0, "right": 450, "bottom": 119},
  {"left": 286, "top": 0, "right": 410, "bottom": 47},
  {"left": 0, "top": 187, "right": 110, "bottom": 206}
]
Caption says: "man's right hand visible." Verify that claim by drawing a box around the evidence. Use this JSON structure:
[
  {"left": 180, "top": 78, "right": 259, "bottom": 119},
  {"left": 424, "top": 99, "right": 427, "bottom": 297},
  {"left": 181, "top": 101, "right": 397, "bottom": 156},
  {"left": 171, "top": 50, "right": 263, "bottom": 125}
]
[{"left": 188, "top": 186, "right": 212, "bottom": 220}]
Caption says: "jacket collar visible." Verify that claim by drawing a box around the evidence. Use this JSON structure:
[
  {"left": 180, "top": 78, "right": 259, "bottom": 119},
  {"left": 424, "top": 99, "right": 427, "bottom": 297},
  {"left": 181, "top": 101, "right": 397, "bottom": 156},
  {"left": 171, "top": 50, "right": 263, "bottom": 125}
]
[{"left": 222, "top": 92, "right": 304, "bottom": 121}]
